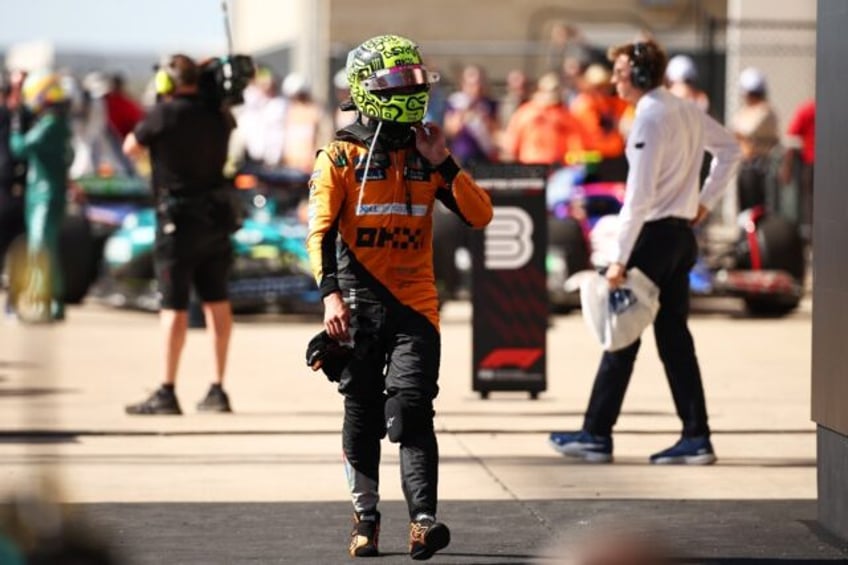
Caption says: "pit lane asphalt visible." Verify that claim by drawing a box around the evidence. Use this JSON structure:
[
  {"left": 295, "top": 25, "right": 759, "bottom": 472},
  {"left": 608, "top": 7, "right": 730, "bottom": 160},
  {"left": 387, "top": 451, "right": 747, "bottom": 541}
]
[{"left": 2, "top": 296, "right": 846, "bottom": 563}]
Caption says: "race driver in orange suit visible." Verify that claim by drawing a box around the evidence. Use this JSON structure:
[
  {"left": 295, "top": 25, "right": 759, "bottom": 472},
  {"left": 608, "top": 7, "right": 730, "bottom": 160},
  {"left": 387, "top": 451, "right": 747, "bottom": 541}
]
[{"left": 306, "top": 35, "right": 492, "bottom": 560}]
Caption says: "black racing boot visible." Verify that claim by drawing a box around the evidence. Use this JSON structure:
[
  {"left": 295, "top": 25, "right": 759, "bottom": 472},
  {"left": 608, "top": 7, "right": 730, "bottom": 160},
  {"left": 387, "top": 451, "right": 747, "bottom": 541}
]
[
  {"left": 349, "top": 511, "right": 380, "bottom": 558},
  {"left": 408, "top": 516, "right": 450, "bottom": 560}
]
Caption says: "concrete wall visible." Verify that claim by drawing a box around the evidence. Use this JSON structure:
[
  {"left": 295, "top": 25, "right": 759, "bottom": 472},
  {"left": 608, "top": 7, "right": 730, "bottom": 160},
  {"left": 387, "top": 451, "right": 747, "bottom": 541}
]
[
  {"left": 812, "top": 0, "right": 848, "bottom": 440},
  {"left": 814, "top": 0, "right": 848, "bottom": 542},
  {"left": 818, "top": 427, "right": 848, "bottom": 541},
  {"left": 231, "top": 0, "right": 330, "bottom": 100},
  {"left": 231, "top": 0, "right": 814, "bottom": 115},
  {"left": 327, "top": 0, "right": 727, "bottom": 86},
  {"left": 232, "top": 0, "right": 728, "bottom": 101},
  {"left": 231, "top": 0, "right": 298, "bottom": 53}
]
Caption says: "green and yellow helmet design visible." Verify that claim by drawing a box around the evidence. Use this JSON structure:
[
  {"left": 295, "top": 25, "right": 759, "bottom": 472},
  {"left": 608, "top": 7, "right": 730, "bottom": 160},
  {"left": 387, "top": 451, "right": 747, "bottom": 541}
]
[
  {"left": 346, "top": 34, "right": 440, "bottom": 124},
  {"left": 22, "top": 70, "right": 66, "bottom": 113}
]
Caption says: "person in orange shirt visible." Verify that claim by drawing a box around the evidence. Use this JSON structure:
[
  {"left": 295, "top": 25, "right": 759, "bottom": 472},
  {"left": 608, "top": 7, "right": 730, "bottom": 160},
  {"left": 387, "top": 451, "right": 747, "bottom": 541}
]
[
  {"left": 503, "top": 72, "right": 588, "bottom": 164},
  {"left": 569, "top": 64, "right": 630, "bottom": 159}
]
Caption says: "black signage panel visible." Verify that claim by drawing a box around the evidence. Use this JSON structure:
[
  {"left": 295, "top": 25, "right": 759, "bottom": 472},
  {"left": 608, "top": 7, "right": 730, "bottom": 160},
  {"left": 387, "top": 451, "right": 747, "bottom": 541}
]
[{"left": 469, "top": 164, "right": 548, "bottom": 399}]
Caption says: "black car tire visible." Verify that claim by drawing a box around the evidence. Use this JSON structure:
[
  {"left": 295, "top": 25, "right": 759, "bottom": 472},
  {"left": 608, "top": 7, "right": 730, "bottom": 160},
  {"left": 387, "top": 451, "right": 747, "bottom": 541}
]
[
  {"left": 755, "top": 215, "right": 806, "bottom": 281},
  {"left": 548, "top": 217, "right": 591, "bottom": 275},
  {"left": 548, "top": 217, "right": 590, "bottom": 313},
  {"left": 744, "top": 295, "right": 801, "bottom": 317},
  {"left": 60, "top": 212, "right": 97, "bottom": 304},
  {"left": 4, "top": 213, "right": 97, "bottom": 306},
  {"left": 740, "top": 214, "right": 805, "bottom": 316}
]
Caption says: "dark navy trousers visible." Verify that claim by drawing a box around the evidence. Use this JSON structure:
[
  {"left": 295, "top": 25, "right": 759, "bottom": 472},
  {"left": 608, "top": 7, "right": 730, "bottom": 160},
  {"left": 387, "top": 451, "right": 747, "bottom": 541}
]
[{"left": 582, "top": 218, "right": 710, "bottom": 438}]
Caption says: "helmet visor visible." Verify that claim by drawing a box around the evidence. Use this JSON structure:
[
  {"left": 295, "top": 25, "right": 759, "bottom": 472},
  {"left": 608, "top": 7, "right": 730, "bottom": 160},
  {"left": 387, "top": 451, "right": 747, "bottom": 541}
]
[{"left": 361, "top": 65, "right": 440, "bottom": 93}]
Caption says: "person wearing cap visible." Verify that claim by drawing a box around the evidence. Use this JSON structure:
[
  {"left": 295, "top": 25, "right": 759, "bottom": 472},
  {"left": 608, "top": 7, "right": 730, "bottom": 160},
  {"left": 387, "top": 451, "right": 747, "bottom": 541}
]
[
  {"left": 548, "top": 39, "right": 741, "bottom": 466},
  {"left": 10, "top": 70, "right": 72, "bottom": 323},
  {"left": 665, "top": 54, "right": 709, "bottom": 112},
  {"left": 730, "top": 67, "right": 780, "bottom": 211},
  {"left": 731, "top": 67, "right": 779, "bottom": 160}
]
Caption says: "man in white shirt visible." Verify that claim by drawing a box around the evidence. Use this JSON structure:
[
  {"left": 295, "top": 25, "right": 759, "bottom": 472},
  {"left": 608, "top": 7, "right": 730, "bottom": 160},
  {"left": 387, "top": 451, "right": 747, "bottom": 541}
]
[{"left": 549, "top": 40, "right": 741, "bottom": 465}]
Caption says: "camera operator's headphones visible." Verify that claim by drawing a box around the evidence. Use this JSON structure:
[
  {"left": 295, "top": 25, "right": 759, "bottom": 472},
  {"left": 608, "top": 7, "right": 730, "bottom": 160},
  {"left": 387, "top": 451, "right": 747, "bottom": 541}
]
[
  {"left": 154, "top": 54, "right": 200, "bottom": 98},
  {"left": 629, "top": 42, "right": 655, "bottom": 91},
  {"left": 154, "top": 55, "right": 180, "bottom": 96}
]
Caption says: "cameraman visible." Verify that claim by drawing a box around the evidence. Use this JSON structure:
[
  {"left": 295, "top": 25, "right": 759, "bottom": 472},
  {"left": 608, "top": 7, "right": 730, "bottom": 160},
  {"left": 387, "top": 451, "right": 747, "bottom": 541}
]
[{"left": 123, "top": 54, "right": 237, "bottom": 415}]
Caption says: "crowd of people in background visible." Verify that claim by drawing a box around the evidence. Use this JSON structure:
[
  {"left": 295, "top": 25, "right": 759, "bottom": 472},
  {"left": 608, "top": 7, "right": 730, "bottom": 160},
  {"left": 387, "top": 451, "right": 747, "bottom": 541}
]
[
  {"left": 1, "top": 31, "right": 815, "bottom": 200},
  {"left": 0, "top": 23, "right": 816, "bottom": 327}
]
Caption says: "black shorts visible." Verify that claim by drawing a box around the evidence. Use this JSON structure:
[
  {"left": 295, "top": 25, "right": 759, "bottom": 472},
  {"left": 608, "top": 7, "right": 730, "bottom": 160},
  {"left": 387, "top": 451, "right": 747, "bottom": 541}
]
[{"left": 154, "top": 226, "right": 233, "bottom": 310}]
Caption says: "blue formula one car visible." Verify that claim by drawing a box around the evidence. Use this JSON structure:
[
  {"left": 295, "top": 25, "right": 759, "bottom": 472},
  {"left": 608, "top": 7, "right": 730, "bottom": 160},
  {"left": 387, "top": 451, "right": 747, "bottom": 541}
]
[
  {"left": 544, "top": 161, "right": 805, "bottom": 316},
  {"left": 434, "top": 157, "right": 805, "bottom": 317}
]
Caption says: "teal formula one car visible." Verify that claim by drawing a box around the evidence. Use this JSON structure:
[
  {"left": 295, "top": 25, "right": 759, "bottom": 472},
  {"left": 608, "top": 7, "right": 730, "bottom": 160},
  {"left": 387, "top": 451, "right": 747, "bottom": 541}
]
[{"left": 90, "top": 168, "right": 321, "bottom": 314}]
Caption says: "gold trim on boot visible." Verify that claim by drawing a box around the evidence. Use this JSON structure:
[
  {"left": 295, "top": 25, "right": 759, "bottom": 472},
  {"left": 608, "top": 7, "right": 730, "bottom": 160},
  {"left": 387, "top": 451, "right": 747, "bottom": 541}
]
[
  {"left": 349, "top": 512, "right": 380, "bottom": 558},
  {"left": 409, "top": 519, "right": 450, "bottom": 560}
]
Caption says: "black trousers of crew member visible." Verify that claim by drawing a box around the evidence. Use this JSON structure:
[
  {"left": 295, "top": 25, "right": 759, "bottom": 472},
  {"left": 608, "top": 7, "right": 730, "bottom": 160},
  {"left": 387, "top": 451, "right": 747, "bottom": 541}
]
[
  {"left": 337, "top": 286, "right": 440, "bottom": 521},
  {"left": 583, "top": 218, "right": 710, "bottom": 438}
]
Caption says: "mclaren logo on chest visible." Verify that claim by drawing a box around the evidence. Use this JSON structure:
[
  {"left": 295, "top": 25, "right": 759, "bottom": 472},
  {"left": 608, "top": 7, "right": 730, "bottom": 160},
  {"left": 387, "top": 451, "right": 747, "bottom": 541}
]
[{"left": 356, "top": 226, "right": 424, "bottom": 250}]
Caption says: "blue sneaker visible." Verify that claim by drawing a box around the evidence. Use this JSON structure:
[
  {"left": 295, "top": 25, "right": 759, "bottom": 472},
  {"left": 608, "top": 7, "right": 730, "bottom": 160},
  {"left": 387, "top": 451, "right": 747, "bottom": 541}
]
[
  {"left": 650, "top": 436, "right": 717, "bottom": 465},
  {"left": 548, "top": 430, "right": 613, "bottom": 463}
]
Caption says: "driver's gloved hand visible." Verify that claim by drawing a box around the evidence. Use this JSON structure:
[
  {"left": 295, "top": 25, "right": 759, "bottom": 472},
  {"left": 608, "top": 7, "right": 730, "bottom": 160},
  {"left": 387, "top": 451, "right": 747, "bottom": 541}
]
[{"left": 305, "top": 330, "right": 353, "bottom": 382}]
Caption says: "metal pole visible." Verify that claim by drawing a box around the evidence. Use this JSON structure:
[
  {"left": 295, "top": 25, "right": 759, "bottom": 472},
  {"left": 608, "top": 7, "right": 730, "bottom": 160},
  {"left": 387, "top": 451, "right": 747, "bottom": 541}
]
[{"left": 221, "top": 0, "right": 234, "bottom": 55}]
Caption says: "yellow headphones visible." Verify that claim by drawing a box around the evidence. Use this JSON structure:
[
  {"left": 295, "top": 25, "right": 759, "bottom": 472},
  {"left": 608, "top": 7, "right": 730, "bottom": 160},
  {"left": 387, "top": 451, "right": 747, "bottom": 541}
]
[{"left": 154, "top": 56, "right": 177, "bottom": 96}]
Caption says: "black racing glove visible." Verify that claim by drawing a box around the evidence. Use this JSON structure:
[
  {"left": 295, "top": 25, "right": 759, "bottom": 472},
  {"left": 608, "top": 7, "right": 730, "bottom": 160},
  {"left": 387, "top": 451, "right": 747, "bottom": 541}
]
[{"left": 305, "top": 330, "right": 353, "bottom": 382}]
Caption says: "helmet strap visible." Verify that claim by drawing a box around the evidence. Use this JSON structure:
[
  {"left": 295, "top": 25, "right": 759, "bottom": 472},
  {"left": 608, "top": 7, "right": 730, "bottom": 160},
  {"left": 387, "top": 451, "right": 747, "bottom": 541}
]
[{"left": 356, "top": 120, "right": 383, "bottom": 216}]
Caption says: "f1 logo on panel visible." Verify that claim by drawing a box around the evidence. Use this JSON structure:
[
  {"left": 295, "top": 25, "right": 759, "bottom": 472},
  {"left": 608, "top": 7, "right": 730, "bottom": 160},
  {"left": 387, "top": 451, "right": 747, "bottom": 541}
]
[{"left": 484, "top": 206, "right": 534, "bottom": 270}]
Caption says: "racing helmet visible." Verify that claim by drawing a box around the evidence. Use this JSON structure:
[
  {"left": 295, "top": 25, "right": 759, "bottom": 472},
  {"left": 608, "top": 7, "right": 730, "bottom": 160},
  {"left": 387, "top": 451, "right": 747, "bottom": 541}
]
[
  {"left": 22, "top": 70, "right": 66, "bottom": 112},
  {"left": 346, "top": 34, "right": 439, "bottom": 123}
]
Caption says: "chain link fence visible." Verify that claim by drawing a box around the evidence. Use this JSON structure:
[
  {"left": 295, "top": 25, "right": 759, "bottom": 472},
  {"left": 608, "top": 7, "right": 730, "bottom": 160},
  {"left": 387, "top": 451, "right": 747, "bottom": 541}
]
[{"left": 704, "top": 17, "right": 816, "bottom": 228}]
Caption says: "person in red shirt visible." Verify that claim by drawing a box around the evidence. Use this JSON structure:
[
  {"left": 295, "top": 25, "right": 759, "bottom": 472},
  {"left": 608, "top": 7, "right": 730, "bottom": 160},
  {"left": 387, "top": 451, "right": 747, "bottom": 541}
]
[
  {"left": 780, "top": 99, "right": 815, "bottom": 239},
  {"left": 104, "top": 73, "right": 144, "bottom": 140}
]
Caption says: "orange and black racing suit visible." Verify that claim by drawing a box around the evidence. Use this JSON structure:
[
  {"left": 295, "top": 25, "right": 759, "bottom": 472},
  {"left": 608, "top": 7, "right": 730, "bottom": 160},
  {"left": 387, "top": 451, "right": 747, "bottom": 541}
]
[{"left": 307, "top": 122, "right": 492, "bottom": 520}]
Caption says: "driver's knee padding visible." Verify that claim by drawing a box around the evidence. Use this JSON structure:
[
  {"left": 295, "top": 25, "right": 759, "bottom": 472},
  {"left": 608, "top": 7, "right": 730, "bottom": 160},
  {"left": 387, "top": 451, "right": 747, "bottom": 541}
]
[
  {"left": 385, "top": 396, "right": 404, "bottom": 443},
  {"left": 385, "top": 396, "right": 433, "bottom": 443}
]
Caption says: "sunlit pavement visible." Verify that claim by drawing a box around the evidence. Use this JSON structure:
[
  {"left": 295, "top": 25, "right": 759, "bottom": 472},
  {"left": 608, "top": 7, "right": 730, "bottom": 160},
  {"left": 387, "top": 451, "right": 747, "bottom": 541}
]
[{"left": 2, "top": 296, "right": 846, "bottom": 563}]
